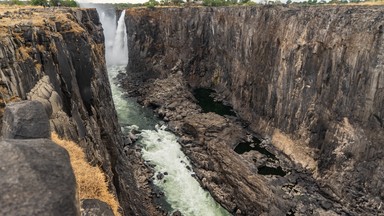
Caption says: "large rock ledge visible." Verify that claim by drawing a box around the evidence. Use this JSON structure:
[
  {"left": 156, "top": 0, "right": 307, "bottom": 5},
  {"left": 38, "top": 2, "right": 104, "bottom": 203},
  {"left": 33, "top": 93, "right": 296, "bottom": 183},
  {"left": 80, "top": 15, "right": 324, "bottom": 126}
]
[
  {"left": 123, "top": 5, "right": 384, "bottom": 215},
  {"left": 0, "top": 100, "right": 79, "bottom": 216}
]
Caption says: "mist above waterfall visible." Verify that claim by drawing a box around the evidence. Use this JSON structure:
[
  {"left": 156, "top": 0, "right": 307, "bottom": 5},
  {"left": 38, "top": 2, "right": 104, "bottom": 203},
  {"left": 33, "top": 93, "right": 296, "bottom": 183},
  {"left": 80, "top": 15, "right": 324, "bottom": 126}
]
[{"left": 99, "top": 10, "right": 116, "bottom": 64}]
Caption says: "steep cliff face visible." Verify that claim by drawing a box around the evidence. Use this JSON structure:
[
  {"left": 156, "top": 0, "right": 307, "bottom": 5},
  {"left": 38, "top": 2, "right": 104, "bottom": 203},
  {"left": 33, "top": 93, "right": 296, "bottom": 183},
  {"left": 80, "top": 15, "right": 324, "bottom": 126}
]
[
  {"left": 0, "top": 7, "right": 157, "bottom": 215},
  {"left": 125, "top": 6, "right": 384, "bottom": 215}
]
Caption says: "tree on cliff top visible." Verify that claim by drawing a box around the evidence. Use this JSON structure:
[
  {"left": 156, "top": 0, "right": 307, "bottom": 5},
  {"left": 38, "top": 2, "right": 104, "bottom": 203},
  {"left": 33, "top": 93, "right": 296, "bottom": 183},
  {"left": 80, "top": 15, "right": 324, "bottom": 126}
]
[
  {"left": 61, "top": 0, "right": 77, "bottom": 7},
  {"left": 30, "top": 0, "right": 47, "bottom": 6},
  {"left": 49, "top": 0, "right": 59, "bottom": 6}
]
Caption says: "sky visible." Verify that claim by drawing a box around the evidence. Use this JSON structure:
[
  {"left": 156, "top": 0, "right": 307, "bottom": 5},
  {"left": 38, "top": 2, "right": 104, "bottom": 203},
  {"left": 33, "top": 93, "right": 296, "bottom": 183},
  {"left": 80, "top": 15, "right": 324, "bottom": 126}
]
[{"left": 77, "top": 0, "right": 147, "bottom": 3}]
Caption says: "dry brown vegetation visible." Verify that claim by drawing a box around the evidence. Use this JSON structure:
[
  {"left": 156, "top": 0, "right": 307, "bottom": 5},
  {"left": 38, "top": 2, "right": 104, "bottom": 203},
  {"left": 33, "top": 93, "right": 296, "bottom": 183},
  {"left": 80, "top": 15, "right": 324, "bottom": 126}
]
[
  {"left": 51, "top": 132, "right": 121, "bottom": 216},
  {"left": 349, "top": 1, "right": 384, "bottom": 5},
  {"left": 17, "top": 46, "right": 32, "bottom": 60},
  {"left": 0, "top": 5, "right": 86, "bottom": 39},
  {"left": 0, "top": 94, "right": 20, "bottom": 119}
]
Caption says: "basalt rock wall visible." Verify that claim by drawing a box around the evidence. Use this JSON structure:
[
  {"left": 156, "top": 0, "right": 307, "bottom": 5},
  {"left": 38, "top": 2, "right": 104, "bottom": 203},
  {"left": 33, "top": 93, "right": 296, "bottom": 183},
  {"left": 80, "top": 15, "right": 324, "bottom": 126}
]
[
  {"left": 0, "top": 7, "right": 157, "bottom": 215},
  {"left": 126, "top": 6, "right": 384, "bottom": 214}
]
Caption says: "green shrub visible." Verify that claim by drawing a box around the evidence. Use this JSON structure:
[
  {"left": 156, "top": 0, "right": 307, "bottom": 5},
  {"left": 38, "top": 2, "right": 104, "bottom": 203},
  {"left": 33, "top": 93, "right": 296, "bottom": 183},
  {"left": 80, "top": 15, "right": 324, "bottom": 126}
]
[
  {"left": 9, "top": 0, "right": 24, "bottom": 5},
  {"left": 30, "top": 0, "right": 47, "bottom": 6},
  {"left": 144, "top": 0, "right": 159, "bottom": 8},
  {"left": 61, "top": 0, "right": 78, "bottom": 7},
  {"left": 202, "top": 0, "right": 229, "bottom": 6}
]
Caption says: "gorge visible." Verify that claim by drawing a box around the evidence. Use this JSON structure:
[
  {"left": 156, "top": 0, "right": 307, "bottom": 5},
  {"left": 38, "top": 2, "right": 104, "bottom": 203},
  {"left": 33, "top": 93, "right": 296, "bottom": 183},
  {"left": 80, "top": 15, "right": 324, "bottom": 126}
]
[
  {"left": 100, "top": 8, "right": 230, "bottom": 215},
  {"left": 0, "top": 4, "right": 383, "bottom": 216},
  {"left": 122, "top": 5, "right": 384, "bottom": 216}
]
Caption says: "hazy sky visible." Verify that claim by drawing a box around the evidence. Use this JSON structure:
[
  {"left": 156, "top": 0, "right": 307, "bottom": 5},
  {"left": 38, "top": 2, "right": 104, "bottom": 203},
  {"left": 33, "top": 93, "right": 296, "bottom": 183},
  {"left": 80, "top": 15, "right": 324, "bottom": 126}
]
[{"left": 77, "top": 0, "right": 147, "bottom": 4}]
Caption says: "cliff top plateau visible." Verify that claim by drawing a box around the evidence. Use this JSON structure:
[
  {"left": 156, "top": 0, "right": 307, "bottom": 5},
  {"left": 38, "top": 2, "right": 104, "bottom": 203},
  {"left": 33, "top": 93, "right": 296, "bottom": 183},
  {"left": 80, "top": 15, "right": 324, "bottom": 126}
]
[{"left": 0, "top": 6, "right": 88, "bottom": 36}]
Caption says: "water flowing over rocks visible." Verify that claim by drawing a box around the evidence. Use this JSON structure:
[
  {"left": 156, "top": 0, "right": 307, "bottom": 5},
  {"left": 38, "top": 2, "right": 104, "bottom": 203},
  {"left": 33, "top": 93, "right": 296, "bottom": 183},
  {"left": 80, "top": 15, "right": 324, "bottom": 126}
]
[
  {"left": 123, "top": 6, "right": 384, "bottom": 215},
  {"left": 122, "top": 67, "right": 349, "bottom": 215}
]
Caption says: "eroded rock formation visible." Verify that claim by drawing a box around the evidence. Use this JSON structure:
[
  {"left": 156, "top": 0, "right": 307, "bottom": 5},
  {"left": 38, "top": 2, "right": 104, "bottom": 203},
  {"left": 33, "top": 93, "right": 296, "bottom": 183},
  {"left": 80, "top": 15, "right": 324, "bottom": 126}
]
[
  {"left": 124, "top": 6, "right": 384, "bottom": 215},
  {"left": 0, "top": 100, "right": 79, "bottom": 216},
  {"left": 0, "top": 7, "right": 158, "bottom": 215}
]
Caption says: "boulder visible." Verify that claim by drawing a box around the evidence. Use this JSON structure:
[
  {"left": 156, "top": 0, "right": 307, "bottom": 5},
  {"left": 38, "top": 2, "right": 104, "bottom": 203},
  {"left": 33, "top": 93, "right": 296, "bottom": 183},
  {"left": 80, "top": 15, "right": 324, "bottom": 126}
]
[
  {"left": 81, "top": 199, "right": 114, "bottom": 216},
  {"left": 172, "top": 210, "right": 182, "bottom": 216},
  {"left": 2, "top": 100, "right": 50, "bottom": 139},
  {"left": 156, "top": 172, "right": 164, "bottom": 180},
  {"left": 0, "top": 139, "right": 79, "bottom": 216}
]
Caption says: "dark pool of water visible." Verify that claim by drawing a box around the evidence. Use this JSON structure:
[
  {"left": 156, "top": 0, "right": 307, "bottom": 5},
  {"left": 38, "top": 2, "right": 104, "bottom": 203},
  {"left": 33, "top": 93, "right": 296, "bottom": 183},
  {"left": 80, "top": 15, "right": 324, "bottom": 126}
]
[
  {"left": 193, "top": 88, "right": 236, "bottom": 116},
  {"left": 234, "top": 137, "right": 277, "bottom": 160},
  {"left": 257, "top": 165, "right": 286, "bottom": 177}
]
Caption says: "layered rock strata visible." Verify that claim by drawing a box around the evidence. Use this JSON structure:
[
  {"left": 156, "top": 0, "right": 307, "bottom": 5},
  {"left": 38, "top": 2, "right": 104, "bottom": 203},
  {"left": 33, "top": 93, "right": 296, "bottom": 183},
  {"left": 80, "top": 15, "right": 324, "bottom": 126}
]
[{"left": 124, "top": 6, "right": 384, "bottom": 215}]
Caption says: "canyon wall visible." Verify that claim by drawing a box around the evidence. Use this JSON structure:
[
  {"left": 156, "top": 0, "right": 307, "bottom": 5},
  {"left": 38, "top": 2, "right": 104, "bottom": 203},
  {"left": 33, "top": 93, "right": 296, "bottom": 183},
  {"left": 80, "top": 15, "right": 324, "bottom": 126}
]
[
  {"left": 0, "top": 7, "right": 157, "bottom": 215},
  {"left": 125, "top": 6, "right": 384, "bottom": 214}
]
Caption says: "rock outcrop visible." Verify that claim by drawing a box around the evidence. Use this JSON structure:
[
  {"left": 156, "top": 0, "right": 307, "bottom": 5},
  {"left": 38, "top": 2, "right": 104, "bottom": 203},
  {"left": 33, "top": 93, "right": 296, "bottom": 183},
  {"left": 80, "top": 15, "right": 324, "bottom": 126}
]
[
  {"left": 0, "top": 138, "right": 79, "bottom": 216},
  {"left": 124, "top": 6, "right": 384, "bottom": 215},
  {"left": 2, "top": 100, "right": 50, "bottom": 139},
  {"left": 0, "top": 7, "right": 158, "bottom": 215},
  {"left": 0, "top": 100, "right": 79, "bottom": 216},
  {"left": 81, "top": 199, "right": 114, "bottom": 216}
]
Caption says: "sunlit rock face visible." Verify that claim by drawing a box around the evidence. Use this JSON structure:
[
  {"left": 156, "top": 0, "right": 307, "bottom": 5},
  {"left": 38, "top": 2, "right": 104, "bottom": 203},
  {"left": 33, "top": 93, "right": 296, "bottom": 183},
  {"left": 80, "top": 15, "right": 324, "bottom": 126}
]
[{"left": 124, "top": 6, "right": 384, "bottom": 215}]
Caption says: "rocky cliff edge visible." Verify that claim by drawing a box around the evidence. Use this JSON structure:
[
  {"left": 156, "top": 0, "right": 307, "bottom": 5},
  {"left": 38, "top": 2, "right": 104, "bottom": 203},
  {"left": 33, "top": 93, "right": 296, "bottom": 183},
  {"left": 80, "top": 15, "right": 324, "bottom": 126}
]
[{"left": 0, "top": 6, "right": 158, "bottom": 216}]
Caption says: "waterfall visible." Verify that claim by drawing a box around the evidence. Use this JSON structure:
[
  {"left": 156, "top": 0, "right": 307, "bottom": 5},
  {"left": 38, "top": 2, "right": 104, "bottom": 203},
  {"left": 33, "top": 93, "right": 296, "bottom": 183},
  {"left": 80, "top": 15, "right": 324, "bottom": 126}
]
[
  {"left": 110, "top": 10, "right": 128, "bottom": 66},
  {"left": 91, "top": 5, "right": 230, "bottom": 216},
  {"left": 99, "top": 11, "right": 116, "bottom": 65}
]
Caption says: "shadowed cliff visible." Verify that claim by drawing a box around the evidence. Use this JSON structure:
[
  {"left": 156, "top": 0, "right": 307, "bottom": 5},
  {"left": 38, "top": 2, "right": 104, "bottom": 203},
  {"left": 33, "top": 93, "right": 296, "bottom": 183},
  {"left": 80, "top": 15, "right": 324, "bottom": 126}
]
[
  {"left": 125, "top": 6, "right": 384, "bottom": 215},
  {"left": 0, "top": 6, "right": 158, "bottom": 215}
]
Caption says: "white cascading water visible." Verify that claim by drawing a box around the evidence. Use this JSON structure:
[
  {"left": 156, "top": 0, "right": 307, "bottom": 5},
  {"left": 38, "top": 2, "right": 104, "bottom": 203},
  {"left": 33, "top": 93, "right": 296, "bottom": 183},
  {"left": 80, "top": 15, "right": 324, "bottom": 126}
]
[
  {"left": 95, "top": 6, "right": 230, "bottom": 216},
  {"left": 110, "top": 10, "right": 128, "bottom": 66},
  {"left": 140, "top": 126, "right": 230, "bottom": 216}
]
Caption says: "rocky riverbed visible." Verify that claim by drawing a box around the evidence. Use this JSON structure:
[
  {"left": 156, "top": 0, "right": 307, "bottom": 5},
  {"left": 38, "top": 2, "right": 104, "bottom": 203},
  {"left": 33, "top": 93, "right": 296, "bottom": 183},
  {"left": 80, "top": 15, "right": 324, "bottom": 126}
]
[
  {"left": 119, "top": 67, "right": 361, "bottom": 215},
  {"left": 124, "top": 6, "right": 384, "bottom": 215}
]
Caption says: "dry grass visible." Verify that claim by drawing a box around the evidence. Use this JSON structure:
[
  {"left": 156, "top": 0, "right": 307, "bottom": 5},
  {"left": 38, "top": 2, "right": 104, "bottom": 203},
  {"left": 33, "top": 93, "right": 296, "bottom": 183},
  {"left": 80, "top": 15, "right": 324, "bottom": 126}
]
[
  {"left": 51, "top": 132, "right": 121, "bottom": 216},
  {"left": 17, "top": 46, "right": 31, "bottom": 61},
  {"left": 343, "top": 1, "right": 384, "bottom": 5},
  {"left": 0, "top": 94, "right": 20, "bottom": 118},
  {"left": 0, "top": 6, "right": 85, "bottom": 39}
]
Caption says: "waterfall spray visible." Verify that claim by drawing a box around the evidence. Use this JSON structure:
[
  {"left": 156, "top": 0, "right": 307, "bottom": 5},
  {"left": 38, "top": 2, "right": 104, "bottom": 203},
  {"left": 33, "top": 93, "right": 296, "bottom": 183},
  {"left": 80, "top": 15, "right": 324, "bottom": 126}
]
[
  {"left": 99, "top": 11, "right": 116, "bottom": 64},
  {"left": 110, "top": 10, "right": 128, "bottom": 66}
]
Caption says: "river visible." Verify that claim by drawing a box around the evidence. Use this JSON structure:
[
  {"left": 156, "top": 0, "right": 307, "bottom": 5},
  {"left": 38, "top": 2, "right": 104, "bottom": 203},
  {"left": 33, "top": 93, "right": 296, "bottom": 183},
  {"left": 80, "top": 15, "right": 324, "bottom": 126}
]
[{"left": 97, "top": 8, "right": 230, "bottom": 216}]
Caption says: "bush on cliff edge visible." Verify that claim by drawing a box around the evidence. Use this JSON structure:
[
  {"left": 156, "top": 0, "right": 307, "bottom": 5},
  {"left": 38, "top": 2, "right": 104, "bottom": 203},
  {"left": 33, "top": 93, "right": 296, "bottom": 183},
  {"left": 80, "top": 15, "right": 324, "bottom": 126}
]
[{"left": 51, "top": 132, "right": 120, "bottom": 216}]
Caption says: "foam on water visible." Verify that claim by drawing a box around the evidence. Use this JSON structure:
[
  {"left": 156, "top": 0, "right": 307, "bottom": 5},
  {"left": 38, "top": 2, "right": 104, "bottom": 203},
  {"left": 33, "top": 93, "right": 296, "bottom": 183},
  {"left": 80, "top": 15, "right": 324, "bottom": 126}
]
[{"left": 140, "top": 126, "right": 231, "bottom": 216}]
